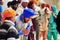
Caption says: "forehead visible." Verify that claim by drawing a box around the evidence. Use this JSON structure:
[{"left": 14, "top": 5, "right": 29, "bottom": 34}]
[
  {"left": 22, "top": 2, "right": 28, "bottom": 4},
  {"left": 41, "top": 3, "right": 45, "bottom": 6}
]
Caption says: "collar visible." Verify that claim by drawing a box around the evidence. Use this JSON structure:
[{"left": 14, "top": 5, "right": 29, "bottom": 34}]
[
  {"left": 18, "top": 4, "right": 24, "bottom": 9},
  {"left": 5, "top": 20, "right": 15, "bottom": 26}
]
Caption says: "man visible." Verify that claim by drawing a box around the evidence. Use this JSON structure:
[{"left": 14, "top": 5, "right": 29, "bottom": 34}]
[
  {"left": 11, "top": 1, "right": 19, "bottom": 11},
  {"left": 16, "top": 0, "right": 29, "bottom": 16},
  {"left": 0, "top": 8, "right": 19, "bottom": 40},
  {"left": 0, "top": 0, "right": 3, "bottom": 25},
  {"left": 15, "top": 8, "right": 35, "bottom": 40},
  {"left": 7, "top": 1, "right": 12, "bottom": 9},
  {"left": 2, "top": 1, "right": 19, "bottom": 22}
]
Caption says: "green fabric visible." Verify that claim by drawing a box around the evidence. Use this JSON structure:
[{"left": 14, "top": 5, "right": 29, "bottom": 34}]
[
  {"left": 48, "top": 5, "right": 58, "bottom": 31},
  {"left": 48, "top": 30, "right": 58, "bottom": 40},
  {"left": 48, "top": 5, "right": 58, "bottom": 40},
  {"left": 48, "top": 14, "right": 57, "bottom": 31},
  {"left": 51, "top": 5, "right": 58, "bottom": 16}
]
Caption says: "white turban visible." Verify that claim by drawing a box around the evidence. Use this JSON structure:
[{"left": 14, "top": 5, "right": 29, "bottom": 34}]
[
  {"left": 21, "top": 0, "right": 29, "bottom": 3},
  {"left": 8, "top": 0, "right": 13, "bottom": 1}
]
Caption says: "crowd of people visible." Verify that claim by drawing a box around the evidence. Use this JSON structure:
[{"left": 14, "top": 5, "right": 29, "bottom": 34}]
[{"left": 0, "top": 0, "right": 60, "bottom": 40}]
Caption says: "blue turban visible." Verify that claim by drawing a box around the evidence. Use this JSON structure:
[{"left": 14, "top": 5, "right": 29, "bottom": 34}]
[
  {"left": 23, "top": 8, "right": 35, "bottom": 18},
  {"left": 51, "top": 5, "right": 58, "bottom": 15}
]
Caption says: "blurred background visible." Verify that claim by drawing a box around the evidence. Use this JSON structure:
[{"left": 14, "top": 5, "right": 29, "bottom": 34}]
[{"left": 3, "top": 0, "right": 60, "bottom": 11}]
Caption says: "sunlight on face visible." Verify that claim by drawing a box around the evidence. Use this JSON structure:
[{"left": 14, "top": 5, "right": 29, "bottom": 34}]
[{"left": 25, "top": 17, "right": 31, "bottom": 22}]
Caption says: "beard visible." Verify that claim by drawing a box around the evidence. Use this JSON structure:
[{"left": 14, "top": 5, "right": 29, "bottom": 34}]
[
  {"left": 23, "top": 18, "right": 27, "bottom": 23},
  {"left": 12, "top": 6, "right": 17, "bottom": 11}
]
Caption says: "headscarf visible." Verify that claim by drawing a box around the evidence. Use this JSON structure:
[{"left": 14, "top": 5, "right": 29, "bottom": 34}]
[{"left": 51, "top": 5, "right": 58, "bottom": 15}]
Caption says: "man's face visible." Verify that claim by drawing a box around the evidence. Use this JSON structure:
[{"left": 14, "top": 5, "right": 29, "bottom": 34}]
[
  {"left": 22, "top": 2, "right": 28, "bottom": 8},
  {"left": 12, "top": 4, "right": 18, "bottom": 10},
  {"left": 14, "top": 4, "right": 18, "bottom": 9},
  {"left": 24, "top": 17, "right": 31, "bottom": 23}
]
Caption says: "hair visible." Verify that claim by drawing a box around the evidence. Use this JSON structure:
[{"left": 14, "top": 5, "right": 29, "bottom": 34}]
[
  {"left": 11, "top": 1, "right": 19, "bottom": 10},
  {"left": 28, "top": 1, "right": 34, "bottom": 9},
  {"left": 5, "top": 17, "right": 12, "bottom": 20},
  {"left": 11, "top": 1, "right": 19, "bottom": 5},
  {"left": 7, "top": 1, "right": 12, "bottom": 7},
  {"left": 41, "top": 3, "right": 46, "bottom": 8}
]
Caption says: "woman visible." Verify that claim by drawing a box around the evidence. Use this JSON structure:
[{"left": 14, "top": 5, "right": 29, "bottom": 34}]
[
  {"left": 48, "top": 5, "right": 58, "bottom": 40},
  {"left": 39, "top": 3, "right": 50, "bottom": 40},
  {"left": 27, "top": 1, "right": 35, "bottom": 40}
]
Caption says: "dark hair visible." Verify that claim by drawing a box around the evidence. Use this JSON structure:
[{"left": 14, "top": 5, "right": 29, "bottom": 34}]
[
  {"left": 28, "top": 1, "right": 34, "bottom": 9},
  {"left": 0, "top": 0, "right": 2, "bottom": 1},
  {"left": 5, "top": 17, "right": 12, "bottom": 20},
  {"left": 7, "top": 1, "right": 12, "bottom": 7},
  {"left": 11, "top": 1, "right": 19, "bottom": 5}
]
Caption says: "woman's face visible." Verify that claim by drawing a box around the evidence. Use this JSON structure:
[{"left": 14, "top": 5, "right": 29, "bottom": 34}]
[
  {"left": 18, "top": 0, "right": 21, "bottom": 3},
  {"left": 32, "top": 3, "right": 35, "bottom": 10},
  {"left": 41, "top": 3, "right": 45, "bottom": 8},
  {"left": 51, "top": 7, "right": 54, "bottom": 12}
]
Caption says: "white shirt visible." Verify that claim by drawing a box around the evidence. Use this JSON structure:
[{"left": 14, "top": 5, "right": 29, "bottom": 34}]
[
  {"left": 16, "top": 16, "right": 29, "bottom": 31},
  {"left": 16, "top": 4, "right": 28, "bottom": 16}
]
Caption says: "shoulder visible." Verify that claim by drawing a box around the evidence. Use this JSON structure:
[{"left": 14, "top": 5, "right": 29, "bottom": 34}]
[{"left": 8, "top": 26, "right": 18, "bottom": 33}]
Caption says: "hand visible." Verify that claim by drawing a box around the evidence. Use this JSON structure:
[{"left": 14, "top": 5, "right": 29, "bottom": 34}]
[
  {"left": 22, "top": 28, "right": 30, "bottom": 35},
  {"left": 52, "top": 13, "right": 57, "bottom": 18}
]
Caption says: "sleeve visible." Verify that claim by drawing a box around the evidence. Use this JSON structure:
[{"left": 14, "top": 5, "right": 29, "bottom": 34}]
[
  {"left": 16, "top": 7, "right": 22, "bottom": 16},
  {"left": 8, "top": 26, "right": 18, "bottom": 34},
  {"left": 7, "top": 26, "right": 19, "bottom": 38},
  {"left": 22, "top": 23, "right": 31, "bottom": 35},
  {"left": 0, "top": 5, "right": 3, "bottom": 13},
  {"left": 26, "top": 23, "right": 31, "bottom": 30}
]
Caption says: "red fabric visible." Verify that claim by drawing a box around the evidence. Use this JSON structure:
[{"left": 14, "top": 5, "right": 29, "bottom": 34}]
[
  {"left": 31, "top": 18, "right": 39, "bottom": 31},
  {"left": 45, "top": 4, "right": 51, "bottom": 10}
]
